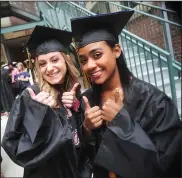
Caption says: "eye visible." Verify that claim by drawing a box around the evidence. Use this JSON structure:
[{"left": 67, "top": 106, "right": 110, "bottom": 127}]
[
  {"left": 80, "top": 59, "right": 87, "bottom": 65},
  {"left": 79, "top": 57, "right": 87, "bottom": 65},
  {"left": 39, "top": 62, "right": 46, "bottom": 67},
  {"left": 52, "top": 58, "right": 59, "bottom": 63},
  {"left": 93, "top": 53, "right": 102, "bottom": 59}
]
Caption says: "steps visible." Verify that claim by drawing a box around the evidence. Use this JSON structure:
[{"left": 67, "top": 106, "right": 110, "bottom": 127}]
[{"left": 122, "top": 40, "right": 181, "bottom": 117}]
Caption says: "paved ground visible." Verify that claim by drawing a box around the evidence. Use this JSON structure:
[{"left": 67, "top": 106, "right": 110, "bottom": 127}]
[{"left": 1, "top": 115, "right": 24, "bottom": 177}]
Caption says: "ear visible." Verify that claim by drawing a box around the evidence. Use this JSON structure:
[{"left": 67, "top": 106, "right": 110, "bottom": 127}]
[{"left": 114, "top": 44, "right": 122, "bottom": 59}]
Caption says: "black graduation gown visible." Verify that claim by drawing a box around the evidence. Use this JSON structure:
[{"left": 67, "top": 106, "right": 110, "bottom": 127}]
[
  {"left": 2, "top": 85, "right": 83, "bottom": 178},
  {"left": 1, "top": 69, "right": 15, "bottom": 112},
  {"left": 81, "top": 77, "right": 182, "bottom": 178}
]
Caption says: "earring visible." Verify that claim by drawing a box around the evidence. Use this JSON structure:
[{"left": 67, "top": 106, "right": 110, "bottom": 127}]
[{"left": 116, "top": 55, "right": 119, "bottom": 59}]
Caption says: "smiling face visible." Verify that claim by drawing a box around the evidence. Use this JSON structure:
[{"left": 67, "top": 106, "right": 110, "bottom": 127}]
[
  {"left": 37, "top": 51, "right": 67, "bottom": 85},
  {"left": 78, "top": 41, "right": 121, "bottom": 85}
]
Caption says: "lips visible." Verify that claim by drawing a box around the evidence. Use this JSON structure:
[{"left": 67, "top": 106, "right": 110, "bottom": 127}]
[
  {"left": 89, "top": 69, "right": 103, "bottom": 80},
  {"left": 48, "top": 72, "right": 59, "bottom": 77}
]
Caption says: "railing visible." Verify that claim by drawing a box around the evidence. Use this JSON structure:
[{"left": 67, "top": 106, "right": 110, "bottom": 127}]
[
  {"left": 37, "top": 1, "right": 181, "bottom": 115},
  {"left": 107, "top": 2, "right": 182, "bottom": 64},
  {"left": 119, "top": 30, "right": 178, "bottom": 105}
]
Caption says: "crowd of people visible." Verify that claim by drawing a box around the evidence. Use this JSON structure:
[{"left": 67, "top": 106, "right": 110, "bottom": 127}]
[
  {"left": 1, "top": 10, "right": 181, "bottom": 178},
  {"left": 1, "top": 61, "right": 31, "bottom": 116}
]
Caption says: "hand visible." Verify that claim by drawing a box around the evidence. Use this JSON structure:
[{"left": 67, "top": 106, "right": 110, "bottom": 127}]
[
  {"left": 27, "top": 88, "right": 55, "bottom": 108},
  {"left": 62, "top": 83, "right": 80, "bottom": 108},
  {"left": 83, "top": 96, "right": 103, "bottom": 130},
  {"left": 102, "top": 88, "right": 124, "bottom": 122}
]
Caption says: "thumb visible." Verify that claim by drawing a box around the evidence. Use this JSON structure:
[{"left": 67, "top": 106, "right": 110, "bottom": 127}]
[
  {"left": 83, "top": 96, "right": 91, "bottom": 110},
  {"left": 71, "top": 82, "right": 80, "bottom": 93},
  {"left": 114, "top": 88, "right": 123, "bottom": 105},
  {"left": 27, "top": 88, "right": 36, "bottom": 99}
]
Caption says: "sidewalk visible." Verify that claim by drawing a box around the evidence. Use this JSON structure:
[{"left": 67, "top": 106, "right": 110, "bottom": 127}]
[{"left": 1, "top": 115, "right": 24, "bottom": 177}]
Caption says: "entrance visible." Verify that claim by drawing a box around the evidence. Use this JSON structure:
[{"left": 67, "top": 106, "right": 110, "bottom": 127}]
[{"left": 2, "top": 35, "right": 30, "bottom": 63}]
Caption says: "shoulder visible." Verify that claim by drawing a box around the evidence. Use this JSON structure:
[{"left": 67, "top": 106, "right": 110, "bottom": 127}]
[
  {"left": 129, "top": 77, "right": 175, "bottom": 113},
  {"left": 131, "top": 77, "right": 167, "bottom": 100},
  {"left": 131, "top": 77, "right": 178, "bottom": 114},
  {"left": 129, "top": 78, "right": 180, "bottom": 129}
]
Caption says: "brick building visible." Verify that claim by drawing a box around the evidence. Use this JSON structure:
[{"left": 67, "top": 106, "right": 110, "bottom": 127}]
[{"left": 83, "top": 1, "right": 182, "bottom": 62}]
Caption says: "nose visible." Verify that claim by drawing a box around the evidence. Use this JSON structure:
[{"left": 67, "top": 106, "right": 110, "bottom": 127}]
[
  {"left": 46, "top": 62, "right": 54, "bottom": 73},
  {"left": 87, "top": 59, "right": 97, "bottom": 71}
]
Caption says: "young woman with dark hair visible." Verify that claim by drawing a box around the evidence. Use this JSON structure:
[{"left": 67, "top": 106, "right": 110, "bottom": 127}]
[{"left": 71, "top": 11, "right": 182, "bottom": 178}]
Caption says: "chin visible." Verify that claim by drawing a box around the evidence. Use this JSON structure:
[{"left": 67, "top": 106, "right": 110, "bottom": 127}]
[
  {"left": 47, "top": 79, "right": 63, "bottom": 85},
  {"left": 93, "top": 79, "right": 105, "bottom": 85}
]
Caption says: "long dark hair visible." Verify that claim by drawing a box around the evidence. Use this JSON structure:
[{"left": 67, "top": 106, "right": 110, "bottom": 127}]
[{"left": 91, "top": 40, "right": 133, "bottom": 106}]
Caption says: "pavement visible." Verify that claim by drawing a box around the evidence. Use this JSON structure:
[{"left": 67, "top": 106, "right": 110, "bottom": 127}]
[{"left": 1, "top": 115, "right": 24, "bottom": 177}]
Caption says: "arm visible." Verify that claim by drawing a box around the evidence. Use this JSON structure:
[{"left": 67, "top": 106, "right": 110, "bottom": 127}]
[
  {"left": 17, "top": 72, "right": 30, "bottom": 82},
  {"left": 18, "top": 77, "right": 29, "bottom": 82},
  {"left": 2, "top": 89, "right": 73, "bottom": 169},
  {"left": 94, "top": 98, "right": 181, "bottom": 177}
]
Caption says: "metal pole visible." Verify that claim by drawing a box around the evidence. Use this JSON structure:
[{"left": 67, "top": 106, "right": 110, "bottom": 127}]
[
  {"left": 54, "top": 8, "right": 61, "bottom": 29},
  {"left": 167, "top": 54, "right": 177, "bottom": 106},
  {"left": 161, "top": 2, "right": 175, "bottom": 60}
]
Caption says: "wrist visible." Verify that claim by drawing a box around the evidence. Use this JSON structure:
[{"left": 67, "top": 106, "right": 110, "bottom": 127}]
[{"left": 83, "top": 122, "right": 92, "bottom": 133}]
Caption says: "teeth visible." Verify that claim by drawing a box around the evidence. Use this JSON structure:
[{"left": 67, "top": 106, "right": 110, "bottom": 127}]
[
  {"left": 91, "top": 70, "right": 102, "bottom": 76},
  {"left": 49, "top": 72, "right": 59, "bottom": 77}
]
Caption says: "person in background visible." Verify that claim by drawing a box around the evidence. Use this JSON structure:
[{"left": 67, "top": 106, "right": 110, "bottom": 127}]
[
  {"left": 14, "top": 62, "right": 31, "bottom": 93},
  {"left": 7, "top": 61, "right": 19, "bottom": 96},
  {"left": 8, "top": 61, "right": 19, "bottom": 84},
  {"left": 2, "top": 25, "right": 83, "bottom": 178},
  {"left": 16, "top": 62, "right": 27, "bottom": 72},
  {"left": 1, "top": 67, "right": 15, "bottom": 116},
  {"left": 71, "top": 11, "right": 182, "bottom": 178}
]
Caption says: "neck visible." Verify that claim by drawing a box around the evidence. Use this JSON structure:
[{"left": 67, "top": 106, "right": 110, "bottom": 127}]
[{"left": 102, "top": 66, "right": 122, "bottom": 92}]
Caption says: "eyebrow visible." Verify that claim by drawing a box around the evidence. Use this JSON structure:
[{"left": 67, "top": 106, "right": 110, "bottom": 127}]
[
  {"left": 38, "top": 55, "right": 59, "bottom": 62},
  {"left": 50, "top": 55, "right": 59, "bottom": 59},
  {"left": 79, "top": 48, "right": 103, "bottom": 58}
]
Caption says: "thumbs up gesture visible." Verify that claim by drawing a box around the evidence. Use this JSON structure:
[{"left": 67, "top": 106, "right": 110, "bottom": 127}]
[
  {"left": 102, "top": 88, "right": 124, "bottom": 122},
  {"left": 26, "top": 88, "right": 55, "bottom": 108},
  {"left": 62, "top": 83, "right": 80, "bottom": 108},
  {"left": 83, "top": 96, "right": 103, "bottom": 130}
]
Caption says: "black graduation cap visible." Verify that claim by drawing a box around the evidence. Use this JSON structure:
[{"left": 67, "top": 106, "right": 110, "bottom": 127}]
[
  {"left": 71, "top": 10, "right": 134, "bottom": 48},
  {"left": 25, "top": 25, "right": 73, "bottom": 56}
]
